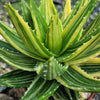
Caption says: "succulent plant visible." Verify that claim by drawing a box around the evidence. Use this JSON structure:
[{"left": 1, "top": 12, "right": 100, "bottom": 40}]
[{"left": 0, "top": 0, "right": 100, "bottom": 99}]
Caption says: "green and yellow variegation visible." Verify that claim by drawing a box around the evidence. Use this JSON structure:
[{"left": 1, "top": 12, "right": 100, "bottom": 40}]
[{"left": 0, "top": 0, "right": 100, "bottom": 99}]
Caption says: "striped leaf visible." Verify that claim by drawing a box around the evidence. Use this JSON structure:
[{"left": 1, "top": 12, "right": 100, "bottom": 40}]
[
  {"left": 0, "top": 40, "right": 37, "bottom": 71},
  {"left": 36, "top": 57, "right": 67, "bottom": 80},
  {"left": 92, "top": 41, "right": 100, "bottom": 51},
  {"left": 58, "top": 46, "right": 100, "bottom": 64},
  {"left": 61, "top": 0, "right": 71, "bottom": 22},
  {"left": 69, "top": 28, "right": 100, "bottom": 49},
  {"left": 79, "top": 58, "right": 100, "bottom": 77},
  {"left": 0, "top": 21, "right": 18, "bottom": 35},
  {"left": 79, "top": 65, "right": 100, "bottom": 77},
  {"left": 65, "top": 88, "right": 79, "bottom": 100},
  {"left": 0, "top": 70, "right": 36, "bottom": 87},
  {"left": 6, "top": 4, "right": 54, "bottom": 58},
  {"left": 81, "top": 12, "right": 100, "bottom": 39},
  {"left": 21, "top": 76, "right": 60, "bottom": 100},
  {"left": 58, "top": 33, "right": 100, "bottom": 63},
  {"left": 0, "top": 22, "right": 45, "bottom": 61},
  {"left": 67, "top": 44, "right": 100, "bottom": 65},
  {"left": 57, "top": 65, "right": 100, "bottom": 92},
  {"left": 62, "top": 0, "right": 87, "bottom": 28},
  {"left": 53, "top": 86, "right": 69, "bottom": 100},
  {"left": 21, "top": 0, "right": 34, "bottom": 29},
  {"left": 71, "top": 29, "right": 83, "bottom": 46},
  {"left": 80, "top": 58, "right": 100, "bottom": 65},
  {"left": 60, "top": 0, "right": 98, "bottom": 54},
  {"left": 30, "top": 0, "right": 48, "bottom": 42},
  {"left": 45, "top": 14, "right": 62, "bottom": 54},
  {"left": 40, "top": 0, "right": 57, "bottom": 24},
  {"left": 0, "top": 40, "right": 18, "bottom": 52},
  {"left": 53, "top": 86, "right": 79, "bottom": 100}
]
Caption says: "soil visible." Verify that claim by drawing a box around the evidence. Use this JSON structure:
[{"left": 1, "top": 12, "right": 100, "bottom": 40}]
[{"left": 0, "top": 88, "right": 25, "bottom": 100}]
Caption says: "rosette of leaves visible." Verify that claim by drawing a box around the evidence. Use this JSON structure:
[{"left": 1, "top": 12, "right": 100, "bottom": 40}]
[{"left": 0, "top": 0, "right": 100, "bottom": 99}]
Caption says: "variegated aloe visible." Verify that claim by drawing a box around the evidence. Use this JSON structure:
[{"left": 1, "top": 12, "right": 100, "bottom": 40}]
[{"left": 0, "top": 0, "right": 100, "bottom": 99}]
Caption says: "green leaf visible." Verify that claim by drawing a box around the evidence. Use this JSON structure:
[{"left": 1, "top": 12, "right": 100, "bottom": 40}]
[
  {"left": 69, "top": 13, "right": 100, "bottom": 49},
  {"left": 70, "top": 29, "right": 83, "bottom": 46},
  {"left": 0, "top": 21, "right": 17, "bottom": 36},
  {"left": 0, "top": 40, "right": 38, "bottom": 71},
  {"left": 0, "top": 40, "right": 18, "bottom": 52},
  {"left": 34, "top": 0, "right": 41, "bottom": 6},
  {"left": 79, "top": 65, "right": 100, "bottom": 77},
  {"left": 80, "top": 58, "right": 100, "bottom": 65},
  {"left": 68, "top": 44, "right": 100, "bottom": 64},
  {"left": 62, "top": 0, "right": 87, "bottom": 28},
  {"left": 81, "top": 12, "right": 100, "bottom": 39},
  {"left": 61, "top": 0, "right": 71, "bottom": 22},
  {"left": 68, "top": 89, "right": 79, "bottom": 100},
  {"left": 6, "top": 4, "right": 54, "bottom": 58},
  {"left": 40, "top": 0, "right": 57, "bottom": 24},
  {"left": 0, "top": 22, "right": 45, "bottom": 61},
  {"left": 69, "top": 28, "right": 100, "bottom": 49},
  {"left": 36, "top": 57, "right": 67, "bottom": 80},
  {"left": 21, "top": 76, "right": 60, "bottom": 100},
  {"left": 58, "top": 33, "right": 100, "bottom": 63},
  {"left": 79, "top": 58, "right": 100, "bottom": 76},
  {"left": 53, "top": 86, "right": 69, "bottom": 100},
  {"left": 0, "top": 70, "right": 36, "bottom": 87},
  {"left": 64, "top": 88, "right": 80, "bottom": 100},
  {"left": 45, "top": 14, "right": 62, "bottom": 54},
  {"left": 60, "top": 0, "right": 98, "bottom": 54},
  {"left": 53, "top": 86, "right": 79, "bottom": 100},
  {"left": 57, "top": 65, "right": 100, "bottom": 92},
  {"left": 30, "top": 0, "right": 48, "bottom": 42},
  {"left": 21, "top": 0, "right": 34, "bottom": 29}
]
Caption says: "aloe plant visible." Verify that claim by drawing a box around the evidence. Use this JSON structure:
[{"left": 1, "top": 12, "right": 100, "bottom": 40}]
[{"left": 0, "top": 0, "right": 100, "bottom": 99}]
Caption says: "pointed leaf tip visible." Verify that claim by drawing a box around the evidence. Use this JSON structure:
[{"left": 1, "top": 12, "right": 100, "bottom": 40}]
[
  {"left": 40, "top": 0, "right": 57, "bottom": 24},
  {"left": 6, "top": 4, "right": 54, "bottom": 58},
  {"left": 45, "top": 14, "right": 63, "bottom": 54},
  {"left": 61, "top": 0, "right": 71, "bottom": 22}
]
